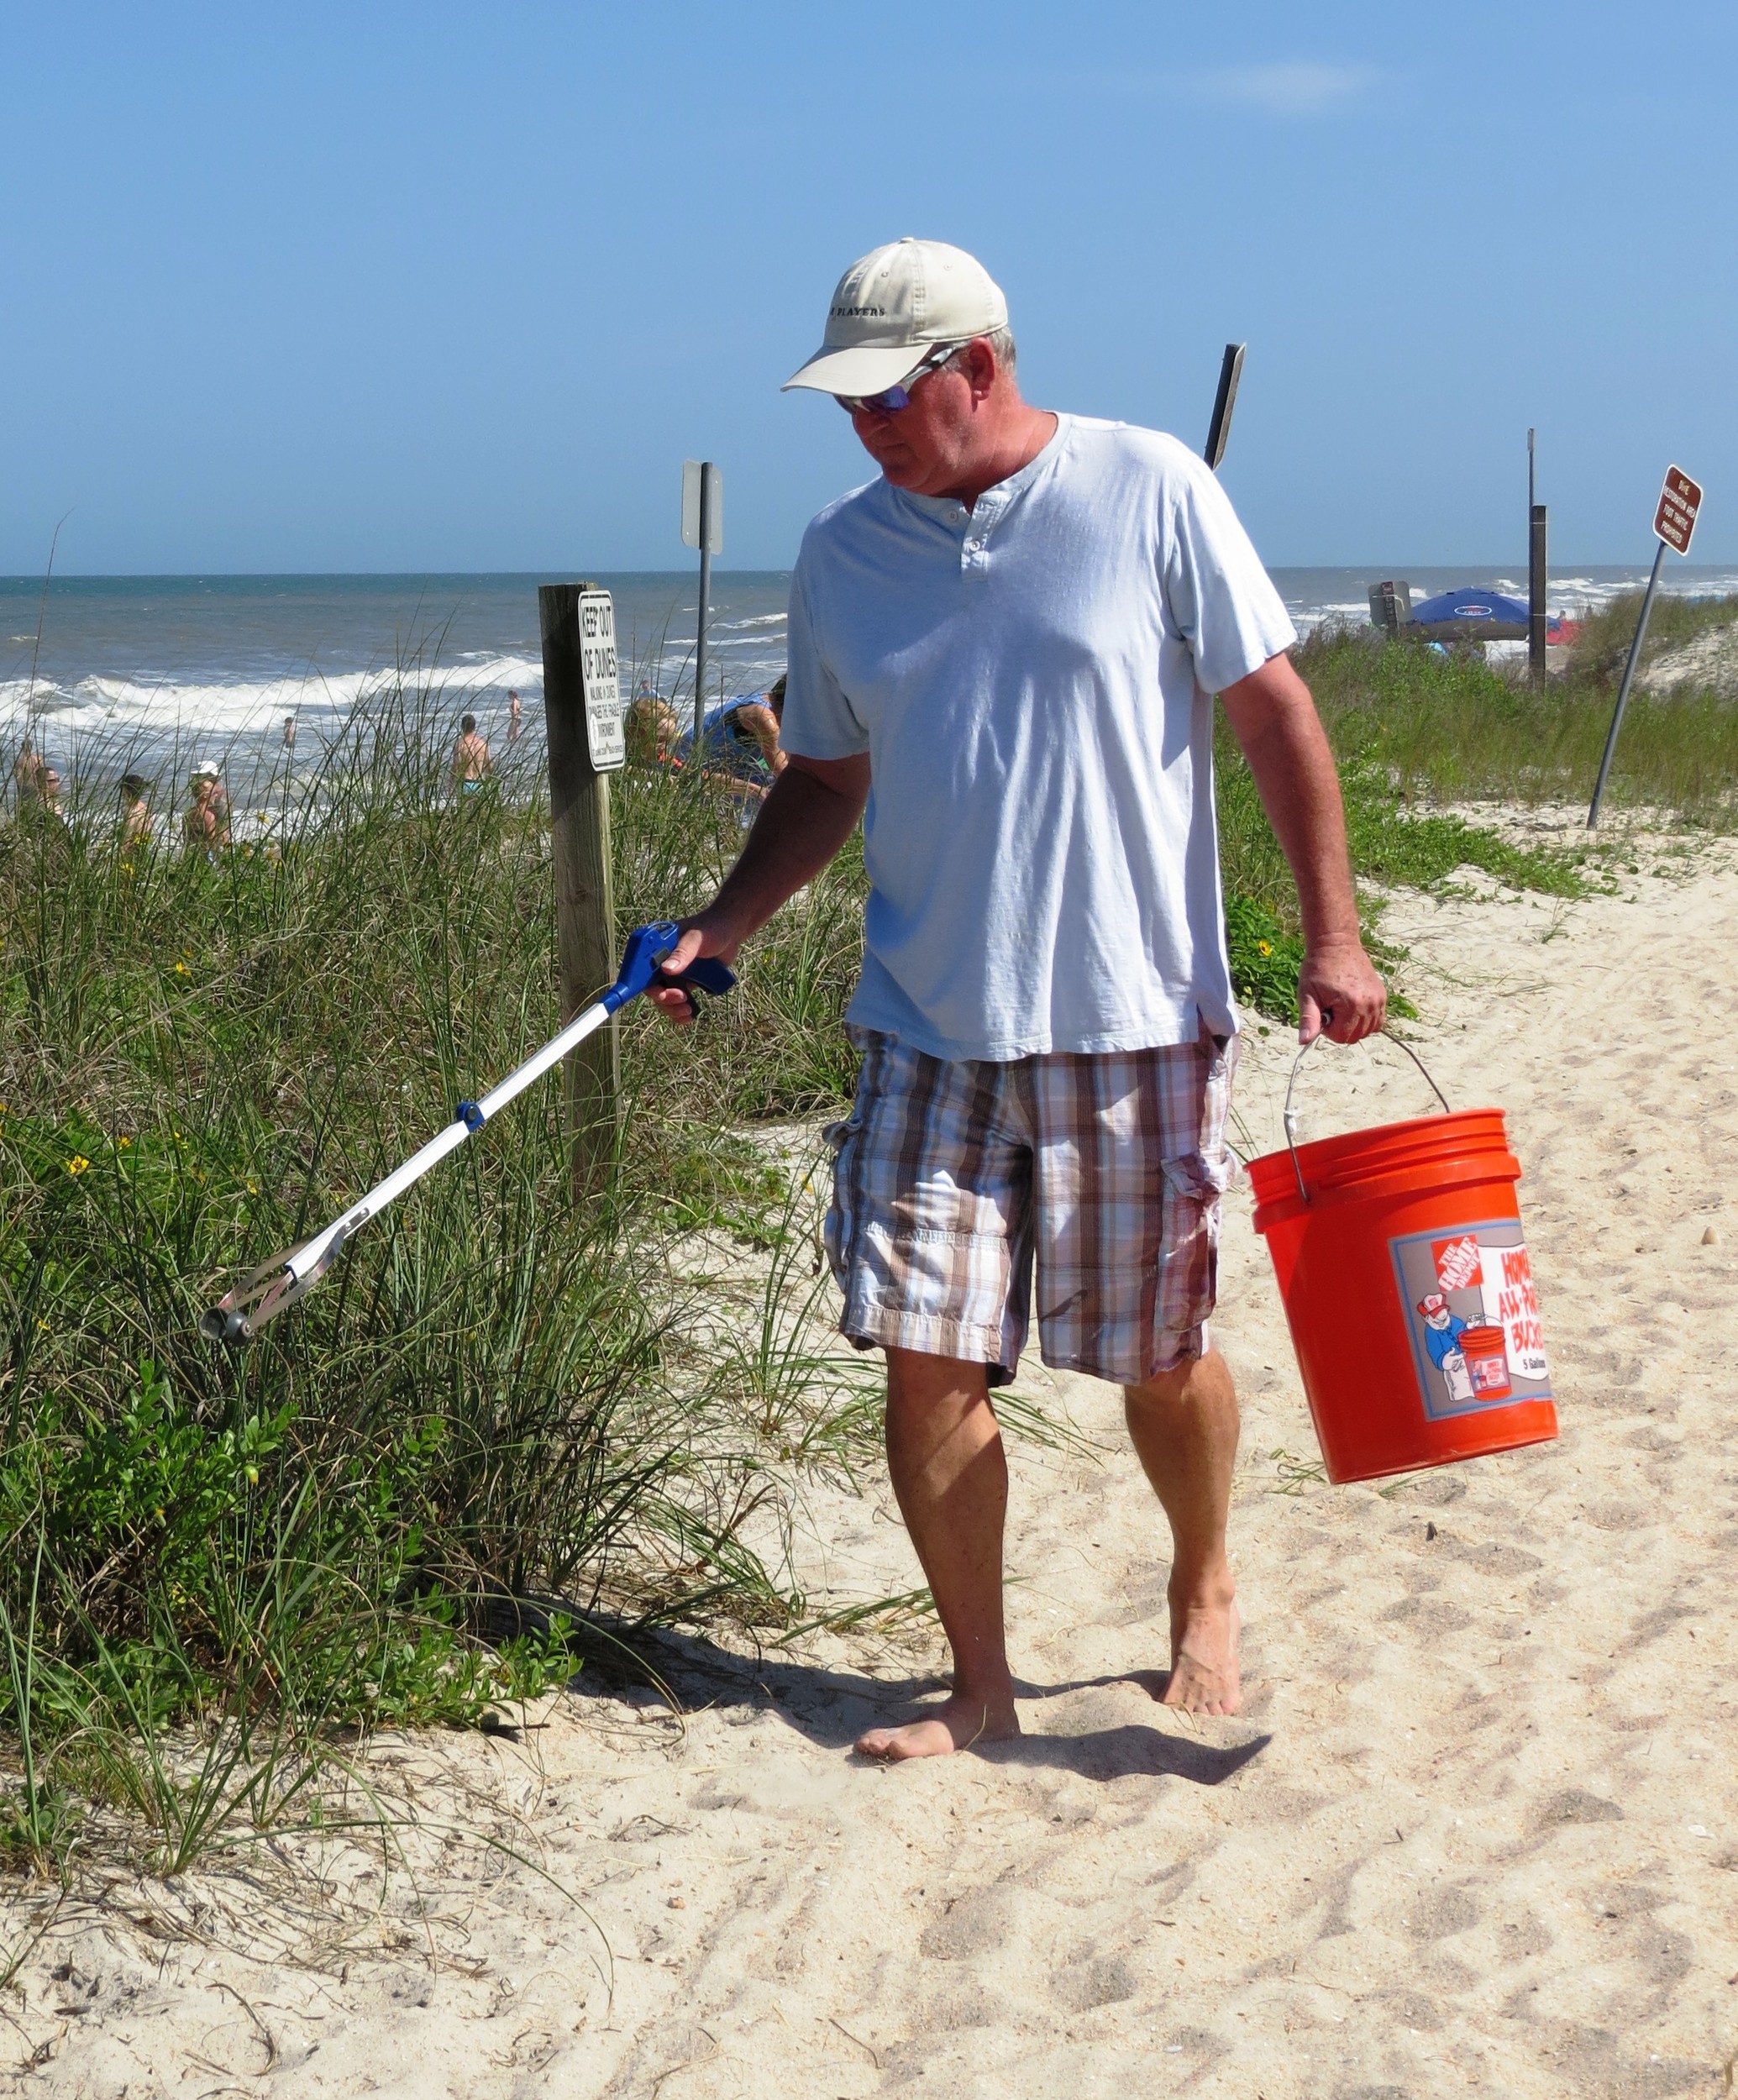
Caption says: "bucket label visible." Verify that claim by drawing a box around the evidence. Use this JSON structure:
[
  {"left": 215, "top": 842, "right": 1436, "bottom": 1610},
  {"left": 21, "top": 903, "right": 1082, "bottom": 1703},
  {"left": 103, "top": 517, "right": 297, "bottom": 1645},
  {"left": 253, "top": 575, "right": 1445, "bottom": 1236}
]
[{"left": 1390, "top": 1220, "right": 1552, "bottom": 1421}]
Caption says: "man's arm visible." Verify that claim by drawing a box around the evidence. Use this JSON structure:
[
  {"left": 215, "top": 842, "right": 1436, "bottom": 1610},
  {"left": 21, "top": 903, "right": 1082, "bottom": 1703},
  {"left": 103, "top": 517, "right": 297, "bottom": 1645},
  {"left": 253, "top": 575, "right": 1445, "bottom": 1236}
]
[
  {"left": 648, "top": 750, "right": 870, "bottom": 1025},
  {"left": 1217, "top": 653, "right": 1386, "bottom": 1045}
]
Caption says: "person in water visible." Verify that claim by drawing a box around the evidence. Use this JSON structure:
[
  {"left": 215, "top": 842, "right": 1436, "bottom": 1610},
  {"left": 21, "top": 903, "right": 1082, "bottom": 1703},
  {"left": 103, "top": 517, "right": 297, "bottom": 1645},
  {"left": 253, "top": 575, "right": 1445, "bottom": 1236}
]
[
  {"left": 184, "top": 762, "right": 230, "bottom": 849},
  {"left": 13, "top": 738, "right": 47, "bottom": 804},
  {"left": 118, "top": 774, "right": 155, "bottom": 849},
  {"left": 451, "top": 715, "right": 492, "bottom": 794}
]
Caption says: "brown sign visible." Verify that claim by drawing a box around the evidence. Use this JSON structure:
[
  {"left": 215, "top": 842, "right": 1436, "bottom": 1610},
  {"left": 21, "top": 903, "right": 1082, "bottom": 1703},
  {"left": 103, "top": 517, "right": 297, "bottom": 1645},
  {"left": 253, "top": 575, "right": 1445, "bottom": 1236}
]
[{"left": 1653, "top": 465, "right": 1703, "bottom": 555}]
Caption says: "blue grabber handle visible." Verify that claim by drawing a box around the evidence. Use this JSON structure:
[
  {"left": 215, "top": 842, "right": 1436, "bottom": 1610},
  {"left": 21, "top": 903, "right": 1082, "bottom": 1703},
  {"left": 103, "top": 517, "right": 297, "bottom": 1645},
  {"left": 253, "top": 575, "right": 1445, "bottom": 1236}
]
[{"left": 601, "top": 920, "right": 737, "bottom": 1014}]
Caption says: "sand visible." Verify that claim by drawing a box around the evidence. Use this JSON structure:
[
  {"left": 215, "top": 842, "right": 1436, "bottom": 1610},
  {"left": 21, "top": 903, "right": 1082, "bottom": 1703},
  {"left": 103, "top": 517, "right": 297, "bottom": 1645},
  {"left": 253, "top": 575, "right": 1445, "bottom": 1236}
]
[
  {"left": 1643, "top": 620, "right": 1738, "bottom": 699},
  {"left": 6, "top": 816, "right": 1737, "bottom": 2098}
]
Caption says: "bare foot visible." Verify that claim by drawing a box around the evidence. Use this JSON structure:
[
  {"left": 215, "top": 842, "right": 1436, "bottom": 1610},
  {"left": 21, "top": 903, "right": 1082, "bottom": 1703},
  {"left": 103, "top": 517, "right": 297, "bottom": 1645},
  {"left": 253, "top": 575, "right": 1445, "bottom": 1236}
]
[
  {"left": 1162, "top": 1597, "right": 1242, "bottom": 1715},
  {"left": 855, "top": 1692, "right": 1021, "bottom": 1762}
]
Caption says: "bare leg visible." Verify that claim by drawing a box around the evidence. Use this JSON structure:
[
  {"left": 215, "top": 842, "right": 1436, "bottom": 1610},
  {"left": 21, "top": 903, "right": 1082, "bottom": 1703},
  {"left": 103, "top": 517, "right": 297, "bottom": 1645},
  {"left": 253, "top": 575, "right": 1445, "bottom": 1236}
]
[
  {"left": 855, "top": 1348, "right": 1021, "bottom": 1761},
  {"left": 1123, "top": 1347, "right": 1242, "bottom": 1715}
]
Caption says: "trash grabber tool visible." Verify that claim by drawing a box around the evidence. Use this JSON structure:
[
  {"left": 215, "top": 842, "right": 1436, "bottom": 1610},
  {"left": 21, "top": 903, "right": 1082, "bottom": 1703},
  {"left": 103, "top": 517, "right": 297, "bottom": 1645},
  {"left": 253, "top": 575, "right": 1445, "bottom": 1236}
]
[{"left": 200, "top": 921, "right": 733, "bottom": 1347}]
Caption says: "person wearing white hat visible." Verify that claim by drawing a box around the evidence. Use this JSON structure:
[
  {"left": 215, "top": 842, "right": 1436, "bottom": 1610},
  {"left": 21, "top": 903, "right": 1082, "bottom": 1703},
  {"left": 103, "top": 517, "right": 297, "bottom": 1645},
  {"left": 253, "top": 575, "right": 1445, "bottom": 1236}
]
[
  {"left": 184, "top": 760, "right": 230, "bottom": 851},
  {"left": 654, "top": 237, "right": 1386, "bottom": 1760}
]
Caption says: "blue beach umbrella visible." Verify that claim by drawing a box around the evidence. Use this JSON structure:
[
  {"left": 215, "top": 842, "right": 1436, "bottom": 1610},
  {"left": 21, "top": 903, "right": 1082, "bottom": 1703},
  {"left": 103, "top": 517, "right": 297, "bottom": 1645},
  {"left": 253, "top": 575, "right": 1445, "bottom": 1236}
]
[{"left": 1410, "top": 586, "right": 1562, "bottom": 637}]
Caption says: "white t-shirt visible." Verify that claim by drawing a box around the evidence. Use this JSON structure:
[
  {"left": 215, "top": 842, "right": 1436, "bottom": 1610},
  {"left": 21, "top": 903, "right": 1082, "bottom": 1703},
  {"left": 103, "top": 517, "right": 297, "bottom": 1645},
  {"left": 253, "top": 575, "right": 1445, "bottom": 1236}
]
[{"left": 781, "top": 413, "right": 1297, "bottom": 1062}]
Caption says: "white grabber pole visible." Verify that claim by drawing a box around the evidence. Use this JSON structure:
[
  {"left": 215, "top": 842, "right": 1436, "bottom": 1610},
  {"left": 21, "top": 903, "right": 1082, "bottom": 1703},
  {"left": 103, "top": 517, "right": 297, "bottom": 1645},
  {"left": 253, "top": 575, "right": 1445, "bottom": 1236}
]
[{"left": 200, "top": 922, "right": 733, "bottom": 1347}]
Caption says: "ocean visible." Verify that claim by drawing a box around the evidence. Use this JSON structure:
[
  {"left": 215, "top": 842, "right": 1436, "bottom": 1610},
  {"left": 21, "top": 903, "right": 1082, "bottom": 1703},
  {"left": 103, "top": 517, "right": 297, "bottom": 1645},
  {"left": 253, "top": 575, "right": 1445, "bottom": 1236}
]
[{"left": 5, "top": 563, "right": 1735, "bottom": 811}]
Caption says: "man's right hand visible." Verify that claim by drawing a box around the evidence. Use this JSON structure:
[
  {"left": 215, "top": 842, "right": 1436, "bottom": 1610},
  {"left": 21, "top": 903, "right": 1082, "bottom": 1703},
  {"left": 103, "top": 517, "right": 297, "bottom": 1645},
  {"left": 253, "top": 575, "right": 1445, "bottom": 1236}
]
[
  {"left": 643, "top": 752, "right": 872, "bottom": 1029},
  {"left": 646, "top": 917, "right": 741, "bottom": 1028}
]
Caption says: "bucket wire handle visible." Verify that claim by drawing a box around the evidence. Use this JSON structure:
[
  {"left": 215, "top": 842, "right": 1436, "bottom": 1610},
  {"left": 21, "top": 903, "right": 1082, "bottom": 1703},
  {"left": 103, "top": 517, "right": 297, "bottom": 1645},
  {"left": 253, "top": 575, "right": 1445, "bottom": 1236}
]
[{"left": 1283, "top": 1026, "right": 1452, "bottom": 1207}]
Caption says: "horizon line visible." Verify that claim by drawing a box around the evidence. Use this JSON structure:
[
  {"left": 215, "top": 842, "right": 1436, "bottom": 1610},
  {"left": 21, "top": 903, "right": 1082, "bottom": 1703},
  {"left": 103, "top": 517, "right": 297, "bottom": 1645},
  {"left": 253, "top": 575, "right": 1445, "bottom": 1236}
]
[{"left": 6, "top": 560, "right": 1734, "bottom": 585}]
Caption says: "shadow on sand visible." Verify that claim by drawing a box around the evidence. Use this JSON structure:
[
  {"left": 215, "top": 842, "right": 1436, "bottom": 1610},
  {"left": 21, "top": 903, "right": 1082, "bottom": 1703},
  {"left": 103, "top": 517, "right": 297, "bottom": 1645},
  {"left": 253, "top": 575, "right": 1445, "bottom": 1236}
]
[{"left": 485, "top": 1597, "right": 1270, "bottom": 1788}]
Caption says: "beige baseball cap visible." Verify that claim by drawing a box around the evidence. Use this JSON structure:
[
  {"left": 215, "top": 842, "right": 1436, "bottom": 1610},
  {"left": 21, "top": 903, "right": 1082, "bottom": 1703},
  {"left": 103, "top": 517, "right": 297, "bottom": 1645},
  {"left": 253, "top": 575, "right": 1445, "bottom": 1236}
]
[{"left": 783, "top": 237, "right": 1009, "bottom": 396}]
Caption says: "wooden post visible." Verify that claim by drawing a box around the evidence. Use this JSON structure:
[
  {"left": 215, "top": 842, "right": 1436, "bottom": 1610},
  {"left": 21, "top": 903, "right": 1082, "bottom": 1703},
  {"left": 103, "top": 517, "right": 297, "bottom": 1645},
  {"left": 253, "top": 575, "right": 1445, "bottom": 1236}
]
[
  {"left": 539, "top": 581, "right": 618, "bottom": 1194},
  {"left": 1528, "top": 504, "right": 1549, "bottom": 685}
]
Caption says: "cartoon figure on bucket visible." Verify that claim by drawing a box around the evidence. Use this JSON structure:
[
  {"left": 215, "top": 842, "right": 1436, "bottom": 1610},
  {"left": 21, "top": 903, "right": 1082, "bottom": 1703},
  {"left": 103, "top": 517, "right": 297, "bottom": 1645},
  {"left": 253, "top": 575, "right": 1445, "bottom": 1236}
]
[{"left": 1416, "top": 1291, "right": 1475, "bottom": 1406}]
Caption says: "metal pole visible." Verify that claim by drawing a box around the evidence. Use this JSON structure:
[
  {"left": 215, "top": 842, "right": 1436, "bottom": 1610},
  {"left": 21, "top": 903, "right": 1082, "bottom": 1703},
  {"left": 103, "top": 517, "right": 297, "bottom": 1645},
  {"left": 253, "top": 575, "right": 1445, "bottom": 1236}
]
[
  {"left": 1528, "top": 428, "right": 1535, "bottom": 512},
  {"left": 1529, "top": 504, "right": 1548, "bottom": 686},
  {"left": 693, "top": 462, "right": 712, "bottom": 751},
  {"left": 1587, "top": 539, "right": 1667, "bottom": 828}
]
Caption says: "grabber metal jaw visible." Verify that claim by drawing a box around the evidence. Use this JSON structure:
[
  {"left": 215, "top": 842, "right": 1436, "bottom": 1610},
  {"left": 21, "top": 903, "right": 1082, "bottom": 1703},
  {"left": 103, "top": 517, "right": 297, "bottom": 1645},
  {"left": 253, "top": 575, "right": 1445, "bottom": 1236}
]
[{"left": 199, "top": 1225, "right": 350, "bottom": 1348}]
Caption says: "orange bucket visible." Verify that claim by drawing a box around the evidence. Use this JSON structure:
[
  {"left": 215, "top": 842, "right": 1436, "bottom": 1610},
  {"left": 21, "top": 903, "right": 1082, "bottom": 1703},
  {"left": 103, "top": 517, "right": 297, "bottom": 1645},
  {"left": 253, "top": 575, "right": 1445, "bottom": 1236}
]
[{"left": 1247, "top": 1042, "right": 1556, "bottom": 1484}]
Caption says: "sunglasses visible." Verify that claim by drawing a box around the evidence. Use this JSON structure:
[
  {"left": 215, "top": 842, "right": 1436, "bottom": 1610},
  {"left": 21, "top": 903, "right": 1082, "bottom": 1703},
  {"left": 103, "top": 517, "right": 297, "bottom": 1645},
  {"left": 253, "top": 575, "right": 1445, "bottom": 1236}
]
[{"left": 834, "top": 341, "right": 965, "bottom": 415}]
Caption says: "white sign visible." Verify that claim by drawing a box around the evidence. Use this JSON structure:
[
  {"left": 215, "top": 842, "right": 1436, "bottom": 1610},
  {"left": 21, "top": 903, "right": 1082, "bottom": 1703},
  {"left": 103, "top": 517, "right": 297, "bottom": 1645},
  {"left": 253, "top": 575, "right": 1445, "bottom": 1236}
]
[
  {"left": 1480, "top": 1243, "right": 1550, "bottom": 1383},
  {"left": 680, "top": 459, "right": 724, "bottom": 554},
  {"left": 577, "top": 589, "right": 625, "bottom": 773}
]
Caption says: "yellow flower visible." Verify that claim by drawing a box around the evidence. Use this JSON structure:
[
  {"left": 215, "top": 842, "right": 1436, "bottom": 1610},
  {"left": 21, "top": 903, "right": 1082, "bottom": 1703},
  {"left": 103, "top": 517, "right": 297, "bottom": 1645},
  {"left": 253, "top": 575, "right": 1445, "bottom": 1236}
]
[
  {"left": 1258, "top": 940, "right": 1273, "bottom": 957},
  {"left": 244, "top": 1466, "right": 260, "bottom": 1486},
  {"left": 118, "top": 1135, "right": 133, "bottom": 1148},
  {"left": 66, "top": 1154, "right": 92, "bottom": 1176},
  {"left": 174, "top": 961, "right": 189, "bottom": 974},
  {"left": 246, "top": 1180, "right": 259, "bottom": 1194},
  {"left": 36, "top": 1318, "right": 50, "bottom": 1334}
]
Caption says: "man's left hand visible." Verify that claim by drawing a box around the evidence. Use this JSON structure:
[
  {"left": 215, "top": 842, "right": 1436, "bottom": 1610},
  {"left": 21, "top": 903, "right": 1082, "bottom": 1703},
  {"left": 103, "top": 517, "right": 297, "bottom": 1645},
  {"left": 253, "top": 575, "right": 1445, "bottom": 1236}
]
[{"left": 1297, "top": 938, "right": 1387, "bottom": 1045}]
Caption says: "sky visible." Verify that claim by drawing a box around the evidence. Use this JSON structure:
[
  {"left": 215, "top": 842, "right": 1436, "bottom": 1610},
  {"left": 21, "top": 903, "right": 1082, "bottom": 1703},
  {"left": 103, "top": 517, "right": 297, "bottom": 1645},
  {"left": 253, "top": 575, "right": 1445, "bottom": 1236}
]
[{"left": 3, "top": 2, "right": 1735, "bottom": 574}]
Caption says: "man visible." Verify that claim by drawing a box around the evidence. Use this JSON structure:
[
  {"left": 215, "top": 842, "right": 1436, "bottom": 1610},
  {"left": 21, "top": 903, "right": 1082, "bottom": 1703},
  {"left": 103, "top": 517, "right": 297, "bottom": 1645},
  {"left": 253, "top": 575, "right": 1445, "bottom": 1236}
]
[
  {"left": 653, "top": 238, "right": 1385, "bottom": 1760},
  {"left": 13, "top": 736, "right": 46, "bottom": 803},
  {"left": 18, "top": 762, "right": 70, "bottom": 869},
  {"left": 451, "top": 714, "right": 491, "bottom": 793},
  {"left": 1418, "top": 1292, "right": 1474, "bottom": 1407},
  {"left": 118, "top": 773, "right": 155, "bottom": 849},
  {"left": 507, "top": 690, "right": 523, "bottom": 743},
  {"left": 184, "top": 761, "right": 230, "bottom": 849}
]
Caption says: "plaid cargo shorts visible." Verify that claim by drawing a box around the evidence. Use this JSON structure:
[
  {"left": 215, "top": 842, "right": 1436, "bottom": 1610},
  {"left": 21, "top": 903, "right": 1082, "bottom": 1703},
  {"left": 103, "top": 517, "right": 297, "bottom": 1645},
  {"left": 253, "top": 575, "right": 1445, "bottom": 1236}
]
[{"left": 823, "top": 1023, "right": 1239, "bottom": 1388}]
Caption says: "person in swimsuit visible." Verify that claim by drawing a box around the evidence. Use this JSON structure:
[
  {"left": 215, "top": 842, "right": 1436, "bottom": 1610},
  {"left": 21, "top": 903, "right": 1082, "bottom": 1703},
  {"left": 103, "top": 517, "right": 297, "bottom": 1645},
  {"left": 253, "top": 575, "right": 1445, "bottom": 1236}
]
[
  {"left": 677, "top": 676, "right": 787, "bottom": 804},
  {"left": 451, "top": 715, "right": 492, "bottom": 795},
  {"left": 118, "top": 773, "right": 155, "bottom": 849},
  {"left": 184, "top": 763, "right": 230, "bottom": 850}
]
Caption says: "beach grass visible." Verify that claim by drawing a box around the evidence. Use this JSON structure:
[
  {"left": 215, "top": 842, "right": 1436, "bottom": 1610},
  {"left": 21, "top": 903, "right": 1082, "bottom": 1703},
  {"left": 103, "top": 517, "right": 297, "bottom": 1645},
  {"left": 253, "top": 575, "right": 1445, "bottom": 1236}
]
[
  {"left": 1215, "top": 612, "right": 1738, "bottom": 1019},
  {"left": 0, "top": 697, "right": 870, "bottom": 1879},
  {"left": 1285, "top": 614, "right": 1738, "bottom": 824},
  {"left": 1567, "top": 587, "right": 1738, "bottom": 687}
]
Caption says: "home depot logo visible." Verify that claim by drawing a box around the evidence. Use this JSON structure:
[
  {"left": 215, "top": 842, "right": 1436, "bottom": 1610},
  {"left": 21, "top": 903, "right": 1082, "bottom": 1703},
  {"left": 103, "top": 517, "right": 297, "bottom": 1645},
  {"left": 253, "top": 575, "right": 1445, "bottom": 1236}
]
[{"left": 1432, "top": 1234, "right": 1483, "bottom": 1292}]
